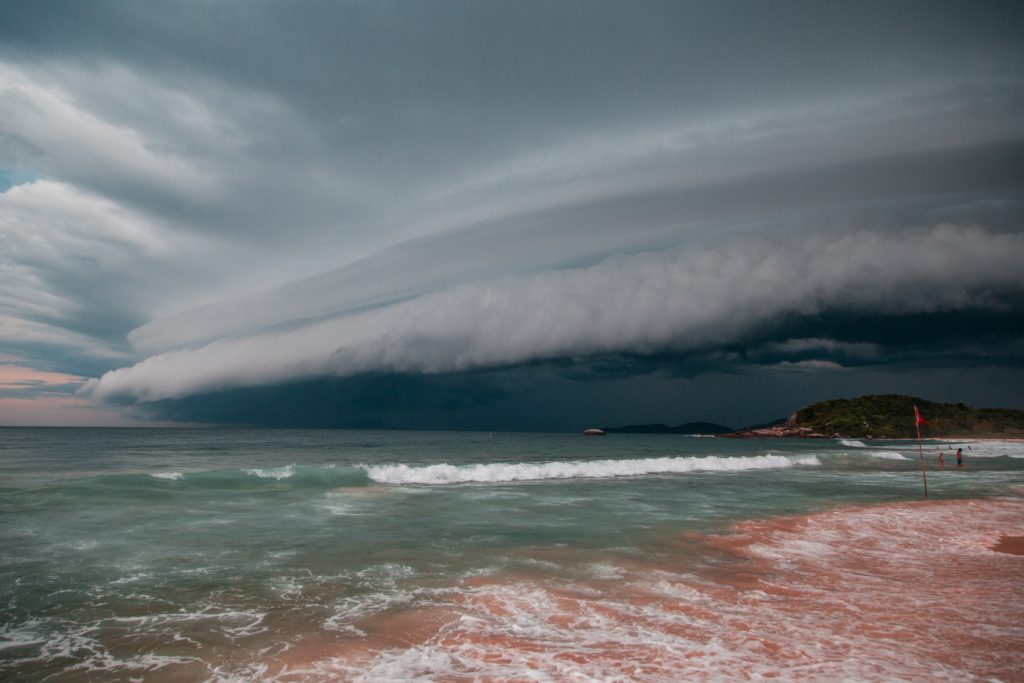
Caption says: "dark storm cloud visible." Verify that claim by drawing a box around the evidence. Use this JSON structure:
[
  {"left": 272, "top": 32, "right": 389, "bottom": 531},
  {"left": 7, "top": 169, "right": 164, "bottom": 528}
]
[
  {"left": 2, "top": 1, "right": 1024, "bottom": 425},
  {"left": 127, "top": 139, "right": 1024, "bottom": 355},
  {"left": 4, "top": 1, "right": 1023, "bottom": 231},
  {"left": 133, "top": 359, "right": 1024, "bottom": 432},
  {"left": 132, "top": 373, "right": 512, "bottom": 430},
  {"left": 84, "top": 224, "right": 1024, "bottom": 404}
]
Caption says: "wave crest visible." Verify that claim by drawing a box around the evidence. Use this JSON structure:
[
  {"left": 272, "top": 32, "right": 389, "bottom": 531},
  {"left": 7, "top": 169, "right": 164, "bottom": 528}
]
[
  {"left": 363, "top": 455, "right": 819, "bottom": 485},
  {"left": 866, "top": 451, "right": 908, "bottom": 460},
  {"left": 131, "top": 465, "right": 371, "bottom": 490},
  {"left": 245, "top": 465, "right": 295, "bottom": 480}
]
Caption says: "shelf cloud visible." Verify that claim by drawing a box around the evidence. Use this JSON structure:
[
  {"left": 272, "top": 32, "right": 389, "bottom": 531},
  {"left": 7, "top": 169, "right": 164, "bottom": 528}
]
[
  {"left": 2, "top": 1, "right": 1023, "bottom": 426},
  {"left": 84, "top": 224, "right": 1024, "bottom": 404}
]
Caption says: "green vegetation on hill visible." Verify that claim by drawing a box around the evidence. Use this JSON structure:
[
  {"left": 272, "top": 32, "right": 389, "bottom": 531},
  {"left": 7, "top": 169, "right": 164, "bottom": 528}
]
[{"left": 789, "top": 394, "right": 1024, "bottom": 439}]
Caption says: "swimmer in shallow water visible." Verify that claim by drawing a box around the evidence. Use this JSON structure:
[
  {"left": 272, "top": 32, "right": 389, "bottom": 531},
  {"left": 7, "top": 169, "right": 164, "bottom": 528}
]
[
  {"left": 937, "top": 451, "right": 945, "bottom": 469},
  {"left": 956, "top": 447, "right": 964, "bottom": 468}
]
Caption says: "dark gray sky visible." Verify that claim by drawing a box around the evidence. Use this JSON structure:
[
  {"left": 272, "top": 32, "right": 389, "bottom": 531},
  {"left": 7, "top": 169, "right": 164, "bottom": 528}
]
[{"left": 2, "top": 1, "right": 1023, "bottom": 428}]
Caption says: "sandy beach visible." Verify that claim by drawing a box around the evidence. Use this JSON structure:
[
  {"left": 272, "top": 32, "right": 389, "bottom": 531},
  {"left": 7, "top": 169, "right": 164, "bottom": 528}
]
[
  {"left": 993, "top": 535, "right": 1024, "bottom": 556},
  {"left": 265, "top": 496, "right": 1024, "bottom": 681}
]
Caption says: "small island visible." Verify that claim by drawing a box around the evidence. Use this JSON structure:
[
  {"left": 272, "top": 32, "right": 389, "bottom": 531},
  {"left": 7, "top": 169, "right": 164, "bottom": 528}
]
[{"left": 722, "top": 394, "right": 1024, "bottom": 439}]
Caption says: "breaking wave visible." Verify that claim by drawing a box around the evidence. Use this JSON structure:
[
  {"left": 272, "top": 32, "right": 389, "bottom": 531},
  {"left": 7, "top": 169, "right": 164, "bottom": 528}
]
[
  {"left": 363, "top": 454, "right": 819, "bottom": 485},
  {"left": 866, "top": 451, "right": 908, "bottom": 460},
  {"left": 839, "top": 439, "right": 868, "bottom": 448},
  {"left": 245, "top": 465, "right": 295, "bottom": 480},
  {"left": 108, "top": 465, "right": 372, "bottom": 491}
]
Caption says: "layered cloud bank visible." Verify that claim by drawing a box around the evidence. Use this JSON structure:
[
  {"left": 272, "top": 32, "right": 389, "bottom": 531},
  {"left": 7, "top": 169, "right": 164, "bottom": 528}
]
[
  {"left": 85, "top": 224, "right": 1024, "bottom": 403},
  {"left": 3, "top": 2, "right": 1024, "bottom": 425}
]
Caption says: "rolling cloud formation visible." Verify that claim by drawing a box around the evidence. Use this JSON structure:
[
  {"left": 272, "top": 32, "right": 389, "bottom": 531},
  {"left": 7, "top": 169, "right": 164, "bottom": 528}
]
[
  {"left": 2, "top": 1, "right": 1023, "bottom": 426},
  {"left": 85, "top": 225, "right": 1024, "bottom": 403}
]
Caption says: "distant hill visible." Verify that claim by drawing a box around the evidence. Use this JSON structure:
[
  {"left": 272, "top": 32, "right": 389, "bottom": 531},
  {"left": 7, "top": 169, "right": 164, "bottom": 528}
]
[
  {"left": 602, "top": 421, "right": 734, "bottom": 435},
  {"left": 726, "top": 394, "right": 1024, "bottom": 439}
]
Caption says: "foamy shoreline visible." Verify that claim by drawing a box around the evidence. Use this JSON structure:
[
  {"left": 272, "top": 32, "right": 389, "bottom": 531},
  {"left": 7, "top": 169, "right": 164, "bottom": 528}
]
[
  {"left": 264, "top": 495, "right": 1024, "bottom": 681},
  {"left": 5, "top": 427, "right": 1022, "bottom": 682}
]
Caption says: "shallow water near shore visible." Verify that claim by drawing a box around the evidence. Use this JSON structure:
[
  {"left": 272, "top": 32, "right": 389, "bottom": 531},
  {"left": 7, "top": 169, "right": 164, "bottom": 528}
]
[{"left": 2, "top": 428, "right": 1022, "bottom": 680}]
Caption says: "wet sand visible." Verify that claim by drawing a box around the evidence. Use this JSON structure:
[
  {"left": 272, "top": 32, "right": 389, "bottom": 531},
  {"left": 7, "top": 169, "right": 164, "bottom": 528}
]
[
  {"left": 266, "top": 496, "right": 1024, "bottom": 681},
  {"left": 992, "top": 534, "right": 1024, "bottom": 556}
]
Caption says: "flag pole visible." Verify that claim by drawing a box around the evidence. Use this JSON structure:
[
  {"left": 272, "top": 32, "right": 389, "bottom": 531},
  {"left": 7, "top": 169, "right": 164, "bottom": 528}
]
[{"left": 915, "top": 406, "right": 928, "bottom": 499}]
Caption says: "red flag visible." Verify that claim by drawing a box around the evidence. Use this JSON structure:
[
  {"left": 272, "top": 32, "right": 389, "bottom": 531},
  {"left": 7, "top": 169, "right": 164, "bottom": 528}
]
[{"left": 914, "top": 404, "right": 930, "bottom": 427}]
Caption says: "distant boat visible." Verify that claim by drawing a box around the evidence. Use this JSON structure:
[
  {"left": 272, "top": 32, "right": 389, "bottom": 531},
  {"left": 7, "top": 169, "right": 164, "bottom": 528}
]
[{"left": 582, "top": 428, "right": 607, "bottom": 436}]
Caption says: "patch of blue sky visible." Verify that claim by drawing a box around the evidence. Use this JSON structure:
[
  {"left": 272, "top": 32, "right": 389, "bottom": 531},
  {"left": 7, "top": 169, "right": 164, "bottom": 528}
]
[{"left": 0, "top": 168, "right": 38, "bottom": 192}]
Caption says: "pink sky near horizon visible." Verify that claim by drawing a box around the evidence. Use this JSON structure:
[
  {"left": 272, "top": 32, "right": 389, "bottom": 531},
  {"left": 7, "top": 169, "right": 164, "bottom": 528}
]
[
  {"left": 0, "top": 364, "right": 86, "bottom": 389},
  {"left": 0, "top": 364, "right": 173, "bottom": 427}
]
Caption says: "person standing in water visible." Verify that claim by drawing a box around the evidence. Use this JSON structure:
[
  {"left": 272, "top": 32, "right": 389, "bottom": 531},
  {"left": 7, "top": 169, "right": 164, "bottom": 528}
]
[
  {"left": 956, "top": 447, "right": 964, "bottom": 468},
  {"left": 937, "top": 450, "right": 945, "bottom": 469}
]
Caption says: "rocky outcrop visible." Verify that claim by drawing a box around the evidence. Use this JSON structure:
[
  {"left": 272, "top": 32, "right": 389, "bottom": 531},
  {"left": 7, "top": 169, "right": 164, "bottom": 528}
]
[{"left": 720, "top": 417, "right": 828, "bottom": 439}]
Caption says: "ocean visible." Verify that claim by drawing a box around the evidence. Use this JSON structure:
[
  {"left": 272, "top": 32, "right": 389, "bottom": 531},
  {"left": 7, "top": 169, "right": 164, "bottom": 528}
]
[{"left": 1, "top": 428, "right": 1022, "bottom": 681}]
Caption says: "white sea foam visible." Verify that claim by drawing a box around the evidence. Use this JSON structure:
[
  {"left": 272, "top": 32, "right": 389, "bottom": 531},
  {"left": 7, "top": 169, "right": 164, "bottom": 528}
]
[
  {"left": 320, "top": 502, "right": 366, "bottom": 516},
  {"left": 245, "top": 465, "right": 294, "bottom": 480},
  {"left": 0, "top": 618, "right": 202, "bottom": 676},
  {"left": 105, "top": 608, "right": 268, "bottom": 640},
  {"left": 839, "top": 439, "right": 868, "bottom": 448},
  {"left": 270, "top": 577, "right": 304, "bottom": 599},
  {"left": 150, "top": 471, "right": 184, "bottom": 480},
  {"left": 948, "top": 441, "right": 1024, "bottom": 458},
  {"left": 323, "top": 591, "right": 416, "bottom": 634},
  {"left": 363, "top": 454, "right": 819, "bottom": 485},
  {"left": 109, "top": 572, "right": 149, "bottom": 585},
  {"left": 315, "top": 499, "right": 1024, "bottom": 683},
  {"left": 585, "top": 562, "right": 626, "bottom": 580},
  {"left": 866, "top": 451, "right": 908, "bottom": 460},
  {"left": 0, "top": 624, "right": 46, "bottom": 651}
]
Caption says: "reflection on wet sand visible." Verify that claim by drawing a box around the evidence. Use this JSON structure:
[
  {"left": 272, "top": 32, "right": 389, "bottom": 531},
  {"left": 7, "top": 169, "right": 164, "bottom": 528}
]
[{"left": 271, "top": 497, "right": 1023, "bottom": 681}]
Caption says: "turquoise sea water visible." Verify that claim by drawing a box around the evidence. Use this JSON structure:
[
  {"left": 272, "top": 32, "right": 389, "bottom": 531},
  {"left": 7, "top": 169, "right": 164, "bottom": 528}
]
[{"left": 1, "top": 428, "right": 1022, "bottom": 680}]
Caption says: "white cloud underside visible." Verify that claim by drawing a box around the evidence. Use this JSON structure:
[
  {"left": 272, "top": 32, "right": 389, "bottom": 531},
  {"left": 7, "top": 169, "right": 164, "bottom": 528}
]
[{"left": 85, "top": 224, "right": 1024, "bottom": 403}]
